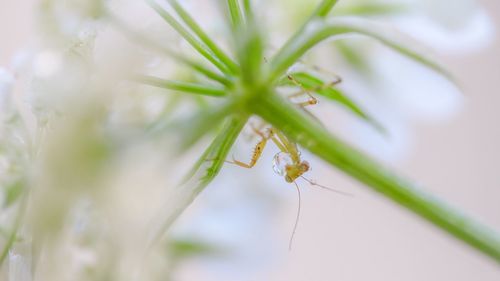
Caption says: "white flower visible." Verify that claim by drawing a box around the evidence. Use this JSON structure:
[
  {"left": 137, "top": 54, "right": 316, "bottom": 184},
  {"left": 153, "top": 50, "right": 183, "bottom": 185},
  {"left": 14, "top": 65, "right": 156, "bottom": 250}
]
[
  {"left": 331, "top": 0, "right": 494, "bottom": 163},
  {"left": 0, "top": 67, "right": 14, "bottom": 111}
]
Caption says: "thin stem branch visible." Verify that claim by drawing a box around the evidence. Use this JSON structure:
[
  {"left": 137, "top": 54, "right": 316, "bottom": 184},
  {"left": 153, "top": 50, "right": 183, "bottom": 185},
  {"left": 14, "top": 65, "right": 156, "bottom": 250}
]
[
  {"left": 270, "top": 17, "right": 453, "bottom": 82},
  {"left": 242, "top": 0, "right": 253, "bottom": 21},
  {"left": 0, "top": 189, "right": 28, "bottom": 266},
  {"left": 108, "top": 13, "right": 231, "bottom": 86},
  {"left": 147, "top": 0, "right": 232, "bottom": 74},
  {"left": 136, "top": 75, "right": 227, "bottom": 97},
  {"left": 167, "top": 0, "right": 239, "bottom": 73},
  {"left": 227, "top": 0, "right": 245, "bottom": 29},
  {"left": 314, "top": 0, "right": 339, "bottom": 18}
]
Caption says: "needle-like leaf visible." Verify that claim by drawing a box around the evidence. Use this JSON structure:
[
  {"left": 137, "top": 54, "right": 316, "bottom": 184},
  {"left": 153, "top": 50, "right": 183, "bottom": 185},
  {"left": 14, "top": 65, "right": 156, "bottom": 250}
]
[
  {"left": 137, "top": 75, "right": 227, "bottom": 97},
  {"left": 283, "top": 72, "right": 385, "bottom": 133},
  {"left": 167, "top": 0, "right": 239, "bottom": 73},
  {"left": 147, "top": 0, "right": 232, "bottom": 74},
  {"left": 271, "top": 17, "right": 455, "bottom": 83}
]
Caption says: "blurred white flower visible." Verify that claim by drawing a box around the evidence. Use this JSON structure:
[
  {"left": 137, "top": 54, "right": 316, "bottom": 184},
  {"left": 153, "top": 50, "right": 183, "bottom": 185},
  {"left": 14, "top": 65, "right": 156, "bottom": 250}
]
[
  {"left": 391, "top": 0, "right": 495, "bottom": 53},
  {"left": 0, "top": 67, "right": 14, "bottom": 111},
  {"left": 324, "top": 0, "right": 494, "bottom": 163}
]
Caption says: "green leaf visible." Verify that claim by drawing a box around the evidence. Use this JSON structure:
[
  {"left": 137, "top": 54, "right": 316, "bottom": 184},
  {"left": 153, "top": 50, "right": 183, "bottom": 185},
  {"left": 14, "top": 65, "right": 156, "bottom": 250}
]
[
  {"left": 136, "top": 75, "right": 227, "bottom": 97},
  {"left": 227, "top": 0, "right": 245, "bottom": 29},
  {"left": 334, "top": 41, "right": 372, "bottom": 76},
  {"left": 313, "top": 0, "right": 340, "bottom": 18},
  {"left": 3, "top": 179, "right": 24, "bottom": 208},
  {"left": 270, "top": 17, "right": 455, "bottom": 83},
  {"left": 284, "top": 72, "right": 385, "bottom": 133},
  {"left": 181, "top": 116, "right": 247, "bottom": 185},
  {"left": 147, "top": 0, "right": 232, "bottom": 74},
  {"left": 0, "top": 190, "right": 27, "bottom": 266},
  {"left": 167, "top": 238, "right": 220, "bottom": 260},
  {"left": 164, "top": 102, "right": 238, "bottom": 152},
  {"left": 333, "top": 3, "right": 408, "bottom": 16},
  {"left": 108, "top": 14, "right": 231, "bottom": 86},
  {"left": 242, "top": 0, "right": 253, "bottom": 21},
  {"left": 168, "top": 0, "right": 239, "bottom": 73}
]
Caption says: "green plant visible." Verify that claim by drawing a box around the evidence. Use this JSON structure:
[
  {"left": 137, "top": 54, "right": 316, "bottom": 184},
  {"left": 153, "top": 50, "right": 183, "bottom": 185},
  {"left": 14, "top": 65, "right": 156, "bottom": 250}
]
[
  {"left": 131, "top": 0, "right": 500, "bottom": 262},
  {"left": 122, "top": 0, "right": 500, "bottom": 264}
]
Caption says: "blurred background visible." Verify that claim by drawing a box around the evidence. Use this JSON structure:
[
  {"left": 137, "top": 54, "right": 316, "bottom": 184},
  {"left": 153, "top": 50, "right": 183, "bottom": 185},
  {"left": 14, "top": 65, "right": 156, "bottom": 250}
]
[{"left": 1, "top": 0, "right": 500, "bottom": 280}]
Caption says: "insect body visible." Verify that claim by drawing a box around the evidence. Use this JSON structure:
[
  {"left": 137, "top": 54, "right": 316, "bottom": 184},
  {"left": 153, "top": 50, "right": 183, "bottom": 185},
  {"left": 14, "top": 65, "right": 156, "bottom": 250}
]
[{"left": 231, "top": 125, "right": 310, "bottom": 183}]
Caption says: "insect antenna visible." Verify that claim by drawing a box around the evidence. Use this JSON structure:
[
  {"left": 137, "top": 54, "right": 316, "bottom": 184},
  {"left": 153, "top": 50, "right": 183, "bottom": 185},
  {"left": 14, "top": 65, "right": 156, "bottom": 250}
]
[
  {"left": 300, "top": 176, "right": 353, "bottom": 197},
  {"left": 289, "top": 181, "right": 302, "bottom": 251}
]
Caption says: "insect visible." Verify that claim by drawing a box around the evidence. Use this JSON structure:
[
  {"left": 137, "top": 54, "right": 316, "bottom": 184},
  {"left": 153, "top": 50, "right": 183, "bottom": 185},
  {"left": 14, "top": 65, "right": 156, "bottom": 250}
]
[{"left": 227, "top": 73, "right": 350, "bottom": 249}]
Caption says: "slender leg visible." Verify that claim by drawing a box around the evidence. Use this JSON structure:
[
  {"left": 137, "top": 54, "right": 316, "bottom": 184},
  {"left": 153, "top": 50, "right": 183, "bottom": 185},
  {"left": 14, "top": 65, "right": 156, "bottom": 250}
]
[
  {"left": 287, "top": 73, "right": 343, "bottom": 108},
  {"left": 228, "top": 127, "right": 270, "bottom": 169},
  {"left": 287, "top": 75, "right": 318, "bottom": 107},
  {"left": 266, "top": 128, "right": 288, "bottom": 154}
]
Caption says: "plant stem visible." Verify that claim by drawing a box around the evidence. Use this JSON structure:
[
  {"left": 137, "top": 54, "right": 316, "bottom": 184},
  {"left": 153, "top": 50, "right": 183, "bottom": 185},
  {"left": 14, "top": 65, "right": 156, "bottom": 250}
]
[
  {"left": 227, "top": 0, "right": 245, "bottom": 29},
  {"left": 270, "top": 18, "right": 452, "bottom": 82},
  {"left": 168, "top": 0, "right": 239, "bottom": 73},
  {"left": 313, "top": 0, "right": 339, "bottom": 18},
  {"left": 252, "top": 93, "right": 500, "bottom": 262},
  {"left": 0, "top": 190, "right": 28, "bottom": 266},
  {"left": 136, "top": 75, "right": 227, "bottom": 97},
  {"left": 148, "top": 0, "right": 232, "bottom": 74}
]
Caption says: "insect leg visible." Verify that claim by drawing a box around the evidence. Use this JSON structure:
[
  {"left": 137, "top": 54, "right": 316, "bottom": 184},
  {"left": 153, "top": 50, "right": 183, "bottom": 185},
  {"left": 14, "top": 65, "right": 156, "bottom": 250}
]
[
  {"left": 271, "top": 128, "right": 301, "bottom": 163},
  {"left": 227, "top": 132, "right": 269, "bottom": 169},
  {"left": 287, "top": 75, "right": 318, "bottom": 107}
]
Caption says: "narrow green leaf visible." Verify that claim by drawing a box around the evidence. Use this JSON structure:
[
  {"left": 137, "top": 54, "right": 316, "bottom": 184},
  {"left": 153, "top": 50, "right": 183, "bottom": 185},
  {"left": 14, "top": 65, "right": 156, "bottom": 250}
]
[
  {"left": 108, "top": 14, "right": 231, "bottom": 86},
  {"left": 235, "top": 25, "right": 264, "bottom": 86},
  {"left": 167, "top": 0, "right": 239, "bottom": 73},
  {"left": 147, "top": 0, "right": 232, "bottom": 74},
  {"left": 314, "top": 0, "right": 339, "bottom": 18},
  {"left": 334, "top": 41, "right": 371, "bottom": 75},
  {"left": 270, "top": 17, "right": 455, "bottom": 83},
  {"left": 0, "top": 190, "right": 27, "bottom": 266},
  {"left": 136, "top": 75, "right": 227, "bottom": 97},
  {"left": 242, "top": 0, "right": 253, "bottom": 21},
  {"left": 281, "top": 0, "right": 339, "bottom": 61},
  {"left": 176, "top": 103, "right": 237, "bottom": 151},
  {"left": 284, "top": 72, "right": 385, "bottom": 133},
  {"left": 3, "top": 179, "right": 24, "bottom": 208},
  {"left": 227, "top": 0, "right": 245, "bottom": 29},
  {"left": 252, "top": 93, "right": 500, "bottom": 263},
  {"left": 182, "top": 115, "right": 247, "bottom": 185},
  {"left": 333, "top": 3, "right": 408, "bottom": 16},
  {"left": 167, "top": 238, "right": 220, "bottom": 259}
]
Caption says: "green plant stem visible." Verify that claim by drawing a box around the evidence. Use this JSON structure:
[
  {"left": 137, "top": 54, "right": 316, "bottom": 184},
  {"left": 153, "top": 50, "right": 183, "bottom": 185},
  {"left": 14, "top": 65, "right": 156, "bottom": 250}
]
[
  {"left": 168, "top": 0, "right": 239, "bottom": 73},
  {"left": 109, "top": 14, "right": 231, "bottom": 86},
  {"left": 270, "top": 17, "right": 452, "bottom": 82},
  {"left": 0, "top": 190, "right": 28, "bottom": 266},
  {"left": 227, "top": 0, "right": 245, "bottom": 29},
  {"left": 242, "top": 0, "right": 253, "bottom": 20},
  {"left": 277, "top": 0, "right": 338, "bottom": 70},
  {"left": 137, "top": 75, "right": 227, "bottom": 97},
  {"left": 252, "top": 93, "right": 500, "bottom": 262},
  {"left": 313, "top": 0, "right": 339, "bottom": 17},
  {"left": 148, "top": 0, "right": 232, "bottom": 74}
]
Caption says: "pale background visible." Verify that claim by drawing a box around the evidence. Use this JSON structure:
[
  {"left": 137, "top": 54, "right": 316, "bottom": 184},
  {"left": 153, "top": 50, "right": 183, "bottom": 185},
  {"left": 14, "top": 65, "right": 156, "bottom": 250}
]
[{"left": 1, "top": 1, "right": 500, "bottom": 280}]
